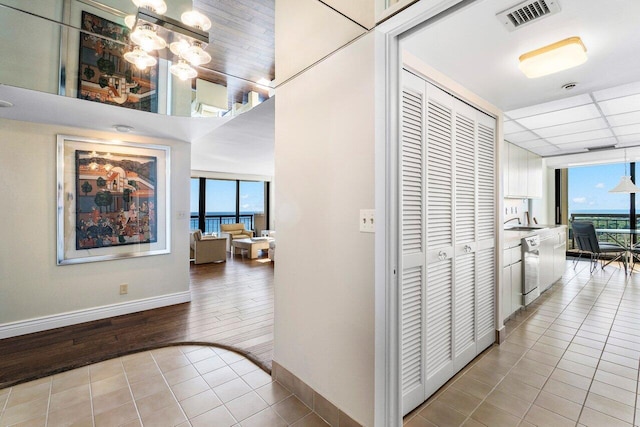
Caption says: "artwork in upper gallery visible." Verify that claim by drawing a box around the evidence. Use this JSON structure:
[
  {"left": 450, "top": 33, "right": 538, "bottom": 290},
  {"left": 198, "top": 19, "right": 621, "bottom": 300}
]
[{"left": 78, "top": 11, "right": 158, "bottom": 112}]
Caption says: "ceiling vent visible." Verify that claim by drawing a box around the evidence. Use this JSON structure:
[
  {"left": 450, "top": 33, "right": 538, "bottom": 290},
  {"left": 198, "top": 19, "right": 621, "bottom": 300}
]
[
  {"left": 496, "top": 0, "right": 561, "bottom": 31},
  {"left": 586, "top": 145, "right": 617, "bottom": 152}
]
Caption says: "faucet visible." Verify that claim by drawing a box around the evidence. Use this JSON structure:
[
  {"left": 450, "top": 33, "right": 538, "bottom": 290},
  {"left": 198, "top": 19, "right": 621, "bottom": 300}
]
[{"left": 504, "top": 217, "right": 521, "bottom": 225}]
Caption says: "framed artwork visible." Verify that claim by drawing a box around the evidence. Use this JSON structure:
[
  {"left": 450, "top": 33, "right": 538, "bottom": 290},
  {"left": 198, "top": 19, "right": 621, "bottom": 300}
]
[
  {"left": 57, "top": 135, "right": 170, "bottom": 265},
  {"left": 78, "top": 11, "right": 158, "bottom": 112}
]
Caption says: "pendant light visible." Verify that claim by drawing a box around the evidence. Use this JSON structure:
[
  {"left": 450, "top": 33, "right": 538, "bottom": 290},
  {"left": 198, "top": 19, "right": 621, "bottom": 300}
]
[{"left": 609, "top": 150, "right": 640, "bottom": 193}]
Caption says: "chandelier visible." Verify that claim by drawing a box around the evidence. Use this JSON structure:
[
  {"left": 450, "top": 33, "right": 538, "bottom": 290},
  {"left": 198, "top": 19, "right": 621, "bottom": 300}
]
[{"left": 123, "top": 0, "right": 211, "bottom": 81}]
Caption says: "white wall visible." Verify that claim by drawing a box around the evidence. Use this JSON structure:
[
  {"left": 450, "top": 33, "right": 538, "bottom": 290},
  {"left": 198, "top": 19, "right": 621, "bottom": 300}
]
[
  {"left": 0, "top": 118, "right": 190, "bottom": 326},
  {"left": 274, "top": 33, "right": 376, "bottom": 426}
]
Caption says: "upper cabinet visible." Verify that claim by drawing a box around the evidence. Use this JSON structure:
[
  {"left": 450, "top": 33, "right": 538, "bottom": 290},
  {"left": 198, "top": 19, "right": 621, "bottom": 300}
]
[{"left": 504, "top": 141, "right": 542, "bottom": 199}]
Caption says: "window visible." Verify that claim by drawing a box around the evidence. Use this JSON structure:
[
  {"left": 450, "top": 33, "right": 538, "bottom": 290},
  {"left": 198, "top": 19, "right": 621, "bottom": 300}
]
[
  {"left": 567, "top": 162, "right": 634, "bottom": 249},
  {"left": 190, "top": 178, "right": 270, "bottom": 234},
  {"left": 190, "top": 178, "right": 200, "bottom": 231}
]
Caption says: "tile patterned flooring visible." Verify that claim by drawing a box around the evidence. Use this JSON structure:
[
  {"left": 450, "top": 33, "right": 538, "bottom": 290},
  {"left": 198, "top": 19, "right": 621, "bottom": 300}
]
[
  {"left": 0, "top": 345, "right": 328, "bottom": 427},
  {"left": 404, "top": 260, "right": 640, "bottom": 427},
  {"left": 5, "top": 259, "right": 640, "bottom": 426}
]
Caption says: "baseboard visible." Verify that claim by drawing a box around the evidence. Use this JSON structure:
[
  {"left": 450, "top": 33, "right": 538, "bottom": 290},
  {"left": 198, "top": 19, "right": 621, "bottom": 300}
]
[
  {"left": 0, "top": 291, "right": 191, "bottom": 339},
  {"left": 271, "top": 360, "right": 363, "bottom": 427}
]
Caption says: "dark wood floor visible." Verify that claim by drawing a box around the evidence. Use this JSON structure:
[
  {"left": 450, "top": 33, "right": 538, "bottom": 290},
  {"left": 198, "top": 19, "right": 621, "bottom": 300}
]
[{"left": 0, "top": 254, "right": 274, "bottom": 389}]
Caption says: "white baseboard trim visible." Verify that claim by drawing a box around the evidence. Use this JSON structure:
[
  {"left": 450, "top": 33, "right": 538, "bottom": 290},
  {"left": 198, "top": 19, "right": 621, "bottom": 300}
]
[{"left": 0, "top": 291, "right": 191, "bottom": 339}]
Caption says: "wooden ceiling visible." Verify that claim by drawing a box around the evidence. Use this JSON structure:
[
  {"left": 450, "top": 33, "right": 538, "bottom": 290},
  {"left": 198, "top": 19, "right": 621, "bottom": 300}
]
[{"left": 194, "top": 0, "right": 274, "bottom": 106}]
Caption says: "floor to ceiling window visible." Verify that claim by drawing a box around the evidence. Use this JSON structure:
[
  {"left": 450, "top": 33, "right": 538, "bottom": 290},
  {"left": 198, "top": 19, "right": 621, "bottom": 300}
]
[
  {"left": 567, "top": 162, "right": 635, "bottom": 249},
  {"left": 190, "top": 178, "right": 269, "bottom": 234}
]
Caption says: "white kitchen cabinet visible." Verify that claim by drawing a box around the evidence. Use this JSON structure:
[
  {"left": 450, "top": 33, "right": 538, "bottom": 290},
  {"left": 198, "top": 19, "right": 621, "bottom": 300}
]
[
  {"left": 504, "top": 141, "right": 542, "bottom": 199},
  {"left": 539, "top": 227, "right": 566, "bottom": 292},
  {"left": 400, "top": 70, "right": 496, "bottom": 415},
  {"left": 527, "top": 151, "right": 543, "bottom": 199},
  {"left": 553, "top": 231, "right": 567, "bottom": 282},
  {"left": 502, "top": 244, "right": 522, "bottom": 321},
  {"left": 507, "top": 144, "right": 526, "bottom": 197}
]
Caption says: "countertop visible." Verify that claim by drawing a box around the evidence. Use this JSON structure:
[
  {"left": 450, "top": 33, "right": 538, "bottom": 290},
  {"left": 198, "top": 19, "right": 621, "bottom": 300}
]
[{"left": 503, "top": 224, "right": 567, "bottom": 246}]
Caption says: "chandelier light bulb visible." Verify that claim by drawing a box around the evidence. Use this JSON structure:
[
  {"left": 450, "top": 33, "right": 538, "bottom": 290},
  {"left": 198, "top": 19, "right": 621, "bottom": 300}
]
[
  {"left": 130, "top": 23, "right": 166, "bottom": 51},
  {"left": 181, "top": 10, "right": 212, "bottom": 31},
  {"left": 123, "top": 47, "right": 157, "bottom": 70},
  {"left": 170, "top": 59, "right": 197, "bottom": 81},
  {"left": 182, "top": 42, "right": 211, "bottom": 66},
  {"left": 132, "top": 0, "right": 167, "bottom": 15},
  {"left": 169, "top": 39, "right": 190, "bottom": 56}
]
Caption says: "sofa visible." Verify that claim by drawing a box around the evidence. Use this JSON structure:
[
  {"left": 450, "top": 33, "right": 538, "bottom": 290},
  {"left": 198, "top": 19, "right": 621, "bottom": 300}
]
[
  {"left": 219, "top": 223, "right": 254, "bottom": 251},
  {"left": 190, "top": 230, "right": 227, "bottom": 264}
]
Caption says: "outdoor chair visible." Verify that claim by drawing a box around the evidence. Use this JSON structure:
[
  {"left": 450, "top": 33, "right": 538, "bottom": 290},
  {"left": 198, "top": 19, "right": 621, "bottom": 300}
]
[{"left": 572, "top": 221, "right": 625, "bottom": 273}]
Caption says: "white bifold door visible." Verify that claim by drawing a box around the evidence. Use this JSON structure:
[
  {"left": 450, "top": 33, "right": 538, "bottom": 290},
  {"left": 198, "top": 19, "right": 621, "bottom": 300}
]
[{"left": 401, "top": 69, "right": 497, "bottom": 415}]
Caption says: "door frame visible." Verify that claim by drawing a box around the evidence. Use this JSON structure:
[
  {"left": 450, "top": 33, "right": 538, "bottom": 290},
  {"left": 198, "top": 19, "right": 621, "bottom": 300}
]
[{"left": 374, "top": 1, "right": 505, "bottom": 424}]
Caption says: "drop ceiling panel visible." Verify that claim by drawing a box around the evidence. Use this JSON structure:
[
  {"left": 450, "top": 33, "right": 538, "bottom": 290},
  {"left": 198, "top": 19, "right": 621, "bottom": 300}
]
[
  {"left": 504, "top": 130, "right": 542, "bottom": 143},
  {"left": 534, "top": 146, "right": 562, "bottom": 156},
  {"left": 617, "top": 134, "right": 640, "bottom": 145},
  {"left": 534, "top": 118, "right": 608, "bottom": 138},
  {"left": 606, "top": 111, "right": 640, "bottom": 128},
  {"left": 554, "top": 138, "right": 618, "bottom": 151},
  {"left": 545, "top": 129, "right": 614, "bottom": 145},
  {"left": 517, "top": 139, "right": 555, "bottom": 149},
  {"left": 515, "top": 104, "right": 602, "bottom": 130},
  {"left": 597, "top": 94, "right": 640, "bottom": 116},
  {"left": 612, "top": 123, "right": 640, "bottom": 137}
]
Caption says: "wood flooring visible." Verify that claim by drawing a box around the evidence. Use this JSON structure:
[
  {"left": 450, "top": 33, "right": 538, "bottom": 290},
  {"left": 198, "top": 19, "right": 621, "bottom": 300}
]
[{"left": 0, "top": 255, "right": 274, "bottom": 389}]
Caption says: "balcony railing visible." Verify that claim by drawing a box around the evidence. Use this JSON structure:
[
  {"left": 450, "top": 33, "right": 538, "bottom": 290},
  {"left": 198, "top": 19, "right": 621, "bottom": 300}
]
[
  {"left": 190, "top": 214, "right": 254, "bottom": 234},
  {"left": 569, "top": 213, "right": 640, "bottom": 250}
]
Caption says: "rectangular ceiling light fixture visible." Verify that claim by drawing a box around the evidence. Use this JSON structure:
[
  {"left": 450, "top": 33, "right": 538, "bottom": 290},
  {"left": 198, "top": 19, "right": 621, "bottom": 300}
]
[{"left": 519, "top": 36, "right": 587, "bottom": 78}]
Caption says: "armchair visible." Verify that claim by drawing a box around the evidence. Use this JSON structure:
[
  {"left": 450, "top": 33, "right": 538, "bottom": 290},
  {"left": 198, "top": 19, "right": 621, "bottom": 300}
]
[
  {"left": 219, "top": 223, "right": 254, "bottom": 251},
  {"left": 190, "top": 230, "right": 227, "bottom": 264}
]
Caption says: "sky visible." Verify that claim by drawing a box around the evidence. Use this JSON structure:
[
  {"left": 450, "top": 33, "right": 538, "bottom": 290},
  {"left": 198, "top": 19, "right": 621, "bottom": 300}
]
[
  {"left": 190, "top": 179, "right": 265, "bottom": 213},
  {"left": 568, "top": 162, "right": 634, "bottom": 213}
]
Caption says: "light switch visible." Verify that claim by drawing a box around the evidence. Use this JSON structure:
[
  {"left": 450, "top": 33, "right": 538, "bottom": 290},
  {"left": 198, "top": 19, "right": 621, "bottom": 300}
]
[
  {"left": 360, "top": 209, "right": 375, "bottom": 233},
  {"left": 177, "top": 211, "right": 187, "bottom": 220}
]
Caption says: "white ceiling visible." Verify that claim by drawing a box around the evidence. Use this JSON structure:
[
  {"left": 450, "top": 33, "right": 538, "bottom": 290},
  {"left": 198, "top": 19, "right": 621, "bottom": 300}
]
[{"left": 402, "top": 0, "right": 640, "bottom": 159}]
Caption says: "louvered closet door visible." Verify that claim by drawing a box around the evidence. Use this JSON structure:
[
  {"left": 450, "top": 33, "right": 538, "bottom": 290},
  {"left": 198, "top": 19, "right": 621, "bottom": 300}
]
[
  {"left": 423, "top": 84, "right": 456, "bottom": 397},
  {"left": 453, "top": 101, "right": 478, "bottom": 371},
  {"left": 400, "top": 71, "right": 427, "bottom": 414},
  {"left": 400, "top": 70, "right": 497, "bottom": 416},
  {"left": 475, "top": 112, "right": 497, "bottom": 349}
]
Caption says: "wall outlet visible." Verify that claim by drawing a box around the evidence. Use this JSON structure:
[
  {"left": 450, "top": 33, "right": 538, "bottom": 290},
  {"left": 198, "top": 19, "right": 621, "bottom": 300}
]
[
  {"left": 119, "top": 284, "right": 128, "bottom": 295},
  {"left": 360, "top": 209, "right": 375, "bottom": 233}
]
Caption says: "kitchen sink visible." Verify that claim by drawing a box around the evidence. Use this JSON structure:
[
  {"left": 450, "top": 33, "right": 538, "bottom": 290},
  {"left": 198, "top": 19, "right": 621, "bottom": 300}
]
[{"left": 505, "top": 226, "right": 547, "bottom": 231}]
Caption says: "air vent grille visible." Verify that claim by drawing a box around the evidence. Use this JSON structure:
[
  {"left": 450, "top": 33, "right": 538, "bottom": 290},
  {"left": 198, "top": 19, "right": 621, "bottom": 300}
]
[
  {"left": 496, "top": 0, "right": 561, "bottom": 31},
  {"left": 587, "top": 145, "right": 617, "bottom": 152}
]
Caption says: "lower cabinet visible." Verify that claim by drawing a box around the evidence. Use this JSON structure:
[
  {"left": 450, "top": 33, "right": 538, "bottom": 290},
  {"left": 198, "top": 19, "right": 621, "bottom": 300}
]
[
  {"left": 502, "top": 245, "right": 522, "bottom": 322},
  {"left": 540, "top": 228, "right": 567, "bottom": 292},
  {"left": 553, "top": 231, "right": 567, "bottom": 281}
]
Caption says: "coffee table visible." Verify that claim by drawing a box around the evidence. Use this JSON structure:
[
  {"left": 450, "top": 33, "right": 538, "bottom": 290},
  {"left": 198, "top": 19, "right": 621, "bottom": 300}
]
[{"left": 232, "top": 238, "right": 273, "bottom": 259}]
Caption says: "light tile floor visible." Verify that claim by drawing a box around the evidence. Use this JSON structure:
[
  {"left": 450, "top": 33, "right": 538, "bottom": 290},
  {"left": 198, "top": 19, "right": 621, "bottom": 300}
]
[
  {"left": 404, "top": 260, "right": 640, "bottom": 427},
  {"left": 0, "top": 345, "right": 328, "bottom": 427},
  {"left": 5, "top": 259, "right": 639, "bottom": 427}
]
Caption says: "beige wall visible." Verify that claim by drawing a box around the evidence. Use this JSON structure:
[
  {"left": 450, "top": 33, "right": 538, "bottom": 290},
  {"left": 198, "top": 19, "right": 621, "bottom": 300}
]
[
  {"left": 0, "top": 118, "right": 190, "bottom": 325},
  {"left": 274, "top": 33, "right": 376, "bottom": 425},
  {"left": 275, "top": 0, "right": 367, "bottom": 83}
]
